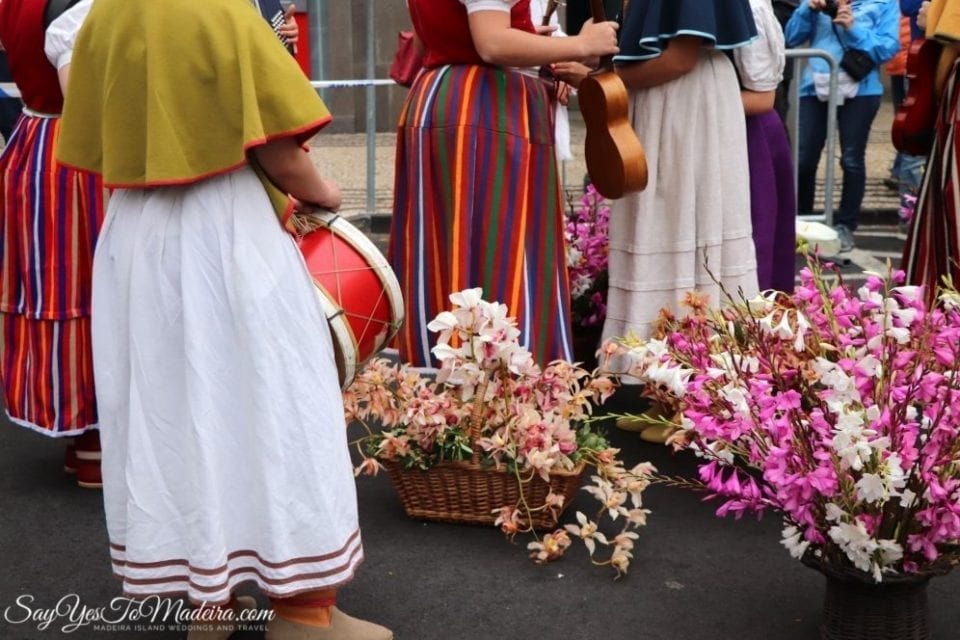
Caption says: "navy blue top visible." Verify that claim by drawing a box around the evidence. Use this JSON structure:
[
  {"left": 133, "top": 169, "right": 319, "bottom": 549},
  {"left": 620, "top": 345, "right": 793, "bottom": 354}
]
[
  {"left": 900, "top": 0, "right": 924, "bottom": 40},
  {"left": 614, "top": 0, "right": 758, "bottom": 61}
]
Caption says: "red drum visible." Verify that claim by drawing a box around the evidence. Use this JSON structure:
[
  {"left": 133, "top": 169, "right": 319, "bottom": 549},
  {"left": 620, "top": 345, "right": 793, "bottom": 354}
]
[{"left": 298, "top": 213, "right": 403, "bottom": 388}]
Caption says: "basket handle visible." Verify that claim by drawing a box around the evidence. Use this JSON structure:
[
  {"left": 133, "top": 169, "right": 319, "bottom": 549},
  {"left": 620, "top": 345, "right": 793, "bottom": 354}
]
[{"left": 466, "top": 375, "right": 490, "bottom": 465}]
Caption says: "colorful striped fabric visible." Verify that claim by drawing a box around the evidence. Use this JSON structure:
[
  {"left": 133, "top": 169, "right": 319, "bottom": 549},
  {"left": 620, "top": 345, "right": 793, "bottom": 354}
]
[
  {"left": 1, "top": 113, "right": 103, "bottom": 435},
  {"left": 1, "top": 114, "right": 103, "bottom": 320},
  {"left": 389, "top": 64, "right": 573, "bottom": 368},
  {"left": 1, "top": 313, "right": 97, "bottom": 435},
  {"left": 902, "top": 59, "right": 960, "bottom": 307}
]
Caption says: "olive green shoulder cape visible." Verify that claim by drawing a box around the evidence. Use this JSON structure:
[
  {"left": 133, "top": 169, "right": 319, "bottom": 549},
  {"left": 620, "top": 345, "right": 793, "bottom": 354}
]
[
  {"left": 56, "top": 0, "right": 330, "bottom": 218},
  {"left": 927, "top": 0, "right": 960, "bottom": 43}
]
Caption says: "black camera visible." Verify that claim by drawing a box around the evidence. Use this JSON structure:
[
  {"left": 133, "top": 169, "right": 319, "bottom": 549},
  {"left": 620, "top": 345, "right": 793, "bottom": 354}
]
[{"left": 820, "top": 0, "right": 839, "bottom": 18}]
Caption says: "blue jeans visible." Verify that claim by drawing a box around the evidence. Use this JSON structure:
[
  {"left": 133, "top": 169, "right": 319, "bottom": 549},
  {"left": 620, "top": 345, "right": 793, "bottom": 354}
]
[
  {"left": 890, "top": 76, "right": 926, "bottom": 206},
  {"left": 796, "top": 95, "right": 882, "bottom": 231}
]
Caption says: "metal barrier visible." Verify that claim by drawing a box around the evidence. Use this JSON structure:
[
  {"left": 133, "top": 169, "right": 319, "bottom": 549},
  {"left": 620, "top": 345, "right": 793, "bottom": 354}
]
[
  {"left": 306, "top": 0, "right": 381, "bottom": 215},
  {"left": 4, "top": 48, "right": 843, "bottom": 224},
  {"left": 1, "top": 78, "right": 395, "bottom": 219},
  {"left": 784, "top": 48, "right": 840, "bottom": 226}
]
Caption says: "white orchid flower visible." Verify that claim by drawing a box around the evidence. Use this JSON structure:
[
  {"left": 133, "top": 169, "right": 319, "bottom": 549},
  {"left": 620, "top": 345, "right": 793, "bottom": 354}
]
[
  {"left": 794, "top": 312, "right": 811, "bottom": 352},
  {"left": 891, "top": 285, "right": 921, "bottom": 303},
  {"left": 780, "top": 525, "right": 810, "bottom": 559},
  {"left": 747, "top": 290, "right": 778, "bottom": 315},
  {"left": 885, "top": 326, "right": 911, "bottom": 344},
  {"left": 772, "top": 311, "right": 795, "bottom": 340},
  {"left": 824, "top": 503, "right": 846, "bottom": 522},
  {"left": 891, "top": 306, "right": 918, "bottom": 327},
  {"left": 857, "top": 286, "right": 884, "bottom": 307},
  {"left": 449, "top": 287, "right": 484, "bottom": 309},
  {"left": 939, "top": 289, "right": 960, "bottom": 310},
  {"left": 855, "top": 354, "right": 882, "bottom": 379},
  {"left": 855, "top": 473, "right": 886, "bottom": 503},
  {"left": 427, "top": 310, "right": 458, "bottom": 331},
  {"left": 899, "top": 488, "right": 917, "bottom": 508}
]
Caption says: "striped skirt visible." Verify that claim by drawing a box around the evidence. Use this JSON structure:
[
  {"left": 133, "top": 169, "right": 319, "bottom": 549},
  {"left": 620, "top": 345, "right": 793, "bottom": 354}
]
[
  {"left": 0, "top": 113, "right": 104, "bottom": 435},
  {"left": 902, "top": 58, "right": 960, "bottom": 307},
  {"left": 389, "top": 65, "right": 573, "bottom": 368}
]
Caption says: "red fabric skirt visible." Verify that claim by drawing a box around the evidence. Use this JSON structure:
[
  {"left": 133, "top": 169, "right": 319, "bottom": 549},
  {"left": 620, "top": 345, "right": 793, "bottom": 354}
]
[
  {"left": 1, "top": 113, "right": 103, "bottom": 434},
  {"left": 902, "top": 59, "right": 960, "bottom": 306}
]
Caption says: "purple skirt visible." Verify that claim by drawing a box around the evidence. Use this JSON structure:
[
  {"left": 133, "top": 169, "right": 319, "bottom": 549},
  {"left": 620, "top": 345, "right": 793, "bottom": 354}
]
[{"left": 746, "top": 110, "right": 795, "bottom": 292}]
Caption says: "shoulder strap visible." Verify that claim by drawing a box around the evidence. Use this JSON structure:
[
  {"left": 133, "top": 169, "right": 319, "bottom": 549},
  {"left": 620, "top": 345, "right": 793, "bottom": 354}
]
[
  {"left": 831, "top": 24, "right": 850, "bottom": 53},
  {"left": 44, "top": 0, "right": 82, "bottom": 30}
]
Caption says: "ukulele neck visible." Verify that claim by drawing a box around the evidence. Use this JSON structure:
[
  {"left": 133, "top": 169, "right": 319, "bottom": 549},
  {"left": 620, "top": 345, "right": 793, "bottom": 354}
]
[{"left": 590, "top": 0, "right": 616, "bottom": 70}]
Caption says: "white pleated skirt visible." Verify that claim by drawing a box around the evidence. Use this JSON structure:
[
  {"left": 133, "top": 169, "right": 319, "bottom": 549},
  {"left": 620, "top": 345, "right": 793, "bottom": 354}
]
[
  {"left": 93, "top": 166, "right": 362, "bottom": 604},
  {"left": 602, "top": 50, "right": 759, "bottom": 342}
]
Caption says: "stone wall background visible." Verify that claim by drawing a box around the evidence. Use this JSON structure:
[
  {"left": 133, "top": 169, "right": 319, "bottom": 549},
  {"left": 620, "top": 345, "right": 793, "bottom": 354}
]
[{"left": 301, "top": 0, "right": 578, "bottom": 133}]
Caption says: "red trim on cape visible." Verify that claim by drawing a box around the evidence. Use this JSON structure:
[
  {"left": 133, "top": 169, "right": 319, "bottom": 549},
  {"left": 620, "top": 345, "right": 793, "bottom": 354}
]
[{"left": 57, "top": 115, "right": 333, "bottom": 188}]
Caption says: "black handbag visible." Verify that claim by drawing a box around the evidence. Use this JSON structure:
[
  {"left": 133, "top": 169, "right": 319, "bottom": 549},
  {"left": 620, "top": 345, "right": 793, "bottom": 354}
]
[
  {"left": 839, "top": 48, "right": 876, "bottom": 81},
  {"left": 833, "top": 25, "right": 875, "bottom": 82}
]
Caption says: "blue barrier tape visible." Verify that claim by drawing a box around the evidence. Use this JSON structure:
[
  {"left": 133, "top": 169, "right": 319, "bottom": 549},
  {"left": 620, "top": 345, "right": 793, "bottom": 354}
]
[{"left": 311, "top": 79, "right": 396, "bottom": 89}]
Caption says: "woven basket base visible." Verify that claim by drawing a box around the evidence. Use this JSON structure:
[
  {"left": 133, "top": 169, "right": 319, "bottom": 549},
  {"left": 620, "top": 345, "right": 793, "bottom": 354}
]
[
  {"left": 801, "top": 552, "right": 944, "bottom": 640},
  {"left": 820, "top": 574, "right": 931, "bottom": 640},
  {"left": 382, "top": 459, "right": 584, "bottom": 530}
]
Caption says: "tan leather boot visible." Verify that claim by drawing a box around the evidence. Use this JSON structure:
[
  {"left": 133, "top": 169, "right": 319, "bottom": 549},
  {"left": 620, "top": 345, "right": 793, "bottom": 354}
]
[
  {"left": 186, "top": 595, "right": 258, "bottom": 640},
  {"left": 265, "top": 607, "right": 393, "bottom": 640}
]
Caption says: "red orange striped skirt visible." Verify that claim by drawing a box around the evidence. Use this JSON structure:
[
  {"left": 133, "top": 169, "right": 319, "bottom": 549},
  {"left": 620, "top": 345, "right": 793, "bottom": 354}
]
[
  {"left": 389, "top": 65, "right": 573, "bottom": 367},
  {"left": 902, "top": 59, "right": 960, "bottom": 306},
  {"left": 0, "top": 113, "right": 104, "bottom": 435}
]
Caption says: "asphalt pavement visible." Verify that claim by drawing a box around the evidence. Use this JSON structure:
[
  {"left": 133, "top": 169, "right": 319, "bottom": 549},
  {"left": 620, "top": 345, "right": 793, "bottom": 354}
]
[{"left": 4, "top": 390, "right": 960, "bottom": 640}]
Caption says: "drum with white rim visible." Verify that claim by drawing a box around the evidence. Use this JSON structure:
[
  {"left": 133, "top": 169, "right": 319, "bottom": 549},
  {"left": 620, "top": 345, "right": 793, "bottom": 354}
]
[{"left": 297, "top": 212, "right": 403, "bottom": 388}]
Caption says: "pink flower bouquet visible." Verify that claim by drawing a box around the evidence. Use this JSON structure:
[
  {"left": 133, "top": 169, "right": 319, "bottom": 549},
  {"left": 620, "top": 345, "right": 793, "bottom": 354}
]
[
  {"left": 565, "top": 185, "right": 610, "bottom": 329},
  {"left": 605, "top": 261, "right": 960, "bottom": 582}
]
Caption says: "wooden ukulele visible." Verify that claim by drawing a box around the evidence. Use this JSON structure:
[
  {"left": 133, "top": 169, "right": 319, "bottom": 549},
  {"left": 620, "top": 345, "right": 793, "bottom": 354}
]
[
  {"left": 577, "top": 0, "right": 647, "bottom": 199},
  {"left": 892, "top": 37, "right": 943, "bottom": 157}
]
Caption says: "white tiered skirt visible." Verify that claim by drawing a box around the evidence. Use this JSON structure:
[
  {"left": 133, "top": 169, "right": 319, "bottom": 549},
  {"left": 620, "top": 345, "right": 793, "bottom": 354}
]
[
  {"left": 602, "top": 51, "right": 759, "bottom": 341},
  {"left": 93, "top": 166, "right": 362, "bottom": 604}
]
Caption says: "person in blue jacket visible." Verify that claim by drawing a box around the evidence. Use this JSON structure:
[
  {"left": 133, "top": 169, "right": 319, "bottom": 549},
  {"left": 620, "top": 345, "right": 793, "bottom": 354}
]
[{"left": 786, "top": 0, "right": 900, "bottom": 252}]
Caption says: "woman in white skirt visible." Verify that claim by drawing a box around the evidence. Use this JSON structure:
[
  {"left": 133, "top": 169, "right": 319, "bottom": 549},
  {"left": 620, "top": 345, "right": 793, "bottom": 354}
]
[
  {"left": 55, "top": 1, "right": 391, "bottom": 639},
  {"left": 560, "top": 0, "right": 760, "bottom": 441},
  {"left": 600, "top": 0, "right": 761, "bottom": 342}
]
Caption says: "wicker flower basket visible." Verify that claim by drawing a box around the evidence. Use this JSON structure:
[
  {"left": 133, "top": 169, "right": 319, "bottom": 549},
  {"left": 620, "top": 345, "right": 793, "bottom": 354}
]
[
  {"left": 802, "top": 553, "right": 952, "bottom": 640},
  {"left": 381, "top": 375, "right": 586, "bottom": 530},
  {"left": 382, "top": 458, "right": 584, "bottom": 529}
]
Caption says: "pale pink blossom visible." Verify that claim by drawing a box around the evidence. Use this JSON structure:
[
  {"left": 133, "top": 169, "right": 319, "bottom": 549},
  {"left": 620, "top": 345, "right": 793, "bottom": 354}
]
[{"left": 347, "top": 288, "right": 651, "bottom": 576}]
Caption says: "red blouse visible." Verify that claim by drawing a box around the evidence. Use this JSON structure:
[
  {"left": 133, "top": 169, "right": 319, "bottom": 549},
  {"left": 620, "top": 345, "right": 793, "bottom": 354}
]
[
  {"left": 0, "top": 0, "right": 64, "bottom": 113},
  {"left": 407, "top": 0, "right": 535, "bottom": 69}
]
